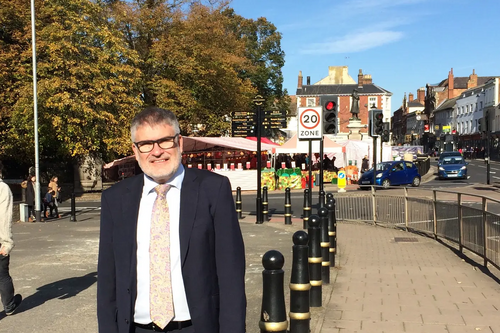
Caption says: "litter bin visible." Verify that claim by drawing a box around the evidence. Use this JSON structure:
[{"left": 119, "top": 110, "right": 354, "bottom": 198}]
[{"left": 19, "top": 203, "right": 29, "bottom": 222}]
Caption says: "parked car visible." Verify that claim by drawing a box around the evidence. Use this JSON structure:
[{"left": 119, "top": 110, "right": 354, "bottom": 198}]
[
  {"left": 438, "top": 156, "right": 468, "bottom": 180},
  {"left": 359, "top": 160, "right": 421, "bottom": 189},
  {"left": 437, "top": 151, "right": 462, "bottom": 165}
]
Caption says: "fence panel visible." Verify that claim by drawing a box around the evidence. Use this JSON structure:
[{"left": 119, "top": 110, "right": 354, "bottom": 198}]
[
  {"left": 407, "top": 197, "right": 434, "bottom": 233},
  {"left": 461, "top": 206, "right": 485, "bottom": 256},
  {"left": 435, "top": 201, "right": 459, "bottom": 242},
  {"left": 334, "top": 194, "right": 372, "bottom": 222},
  {"left": 486, "top": 212, "right": 500, "bottom": 268},
  {"left": 375, "top": 195, "right": 404, "bottom": 227}
]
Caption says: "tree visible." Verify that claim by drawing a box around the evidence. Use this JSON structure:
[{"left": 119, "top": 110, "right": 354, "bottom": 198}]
[{"left": 0, "top": 0, "right": 142, "bottom": 164}]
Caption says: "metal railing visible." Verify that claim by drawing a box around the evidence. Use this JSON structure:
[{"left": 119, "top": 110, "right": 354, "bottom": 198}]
[{"left": 333, "top": 187, "right": 500, "bottom": 271}]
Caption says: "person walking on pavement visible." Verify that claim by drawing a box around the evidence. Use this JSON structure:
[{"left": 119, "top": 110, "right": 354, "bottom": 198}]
[
  {"left": 97, "top": 106, "right": 246, "bottom": 333},
  {"left": 0, "top": 169, "right": 23, "bottom": 315},
  {"left": 361, "top": 155, "right": 370, "bottom": 173},
  {"left": 48, "top": 176, "right": 61, "bottom": 207},
  {"left": 25, "top": 175, "right": 36, "bottom": 222}
]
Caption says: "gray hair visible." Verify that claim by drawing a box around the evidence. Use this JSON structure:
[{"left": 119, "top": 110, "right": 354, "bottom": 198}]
[{"left": 130, "top": 106, "right": 180, "bottom": 141}]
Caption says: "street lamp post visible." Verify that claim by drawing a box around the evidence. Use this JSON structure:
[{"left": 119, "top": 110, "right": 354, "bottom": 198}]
[{"left": 30, "top": 0, "right": 41, "bottom": 221}]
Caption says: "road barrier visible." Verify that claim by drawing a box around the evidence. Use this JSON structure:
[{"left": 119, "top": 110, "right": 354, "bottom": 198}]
[{"left": 334, "top": 187, "right": 500, "bottom": 270}]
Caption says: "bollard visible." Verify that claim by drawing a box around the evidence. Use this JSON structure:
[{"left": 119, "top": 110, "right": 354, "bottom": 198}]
[
  {"left": 318, "top": 207, "right": 330, "bottom": 284},
  {"left": 70, "top": 192, "right": 77, "bottom": 222},
  {"left": 262, "top": 186, "right": 269, "bottom": 222},
  {"left": 318, "top": 190, "right": 325, "bottom": 209},
  {"left": 259, "top": 250, "right": 288, "bottom": 333},
  {"left": 235, "top": 186, "right": 242, "bottom": 219},
  {"left": 302, "top": 189, "right": 311, "bottom": 229},
  {"left": 290, "top": 231, "right": 310, "bottom": 333},
  {"left": 307, "top": 214, "right": 322, "bottom": 307},
  {"left": 326, "top": 192, "right": 333, "bottom": 203},
  {"left": 284, "top": 187, "right": 292, "bottom": 225},
  {"left": 327, "top": 198, "right": 337, "bottom": 267}
]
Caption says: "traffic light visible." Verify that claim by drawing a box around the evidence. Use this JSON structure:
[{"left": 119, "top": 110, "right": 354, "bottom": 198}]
[
  {"left": 323, "top": 98, "right": 338, "bottom": 134},
  {"left": 381, "top": 122, "right": 390, "bottom": 142},
  {"left": 369, "top": 109, "right": 383, "bottom": 137}
]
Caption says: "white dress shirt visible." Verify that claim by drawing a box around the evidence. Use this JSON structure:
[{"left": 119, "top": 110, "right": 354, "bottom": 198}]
[{"left": 134, "top": 166, "right": 191, "bottom": 324}]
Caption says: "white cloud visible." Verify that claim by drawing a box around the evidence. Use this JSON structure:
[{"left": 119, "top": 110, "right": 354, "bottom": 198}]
[{"left": 300, "top": 30, "right": 404, "bottom": 55}]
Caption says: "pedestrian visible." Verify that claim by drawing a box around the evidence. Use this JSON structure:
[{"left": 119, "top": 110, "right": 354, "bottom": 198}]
[
  {"left": 25, "top": 175, "right": 36, "bottom": 222},
  {"left": 361, "top": 155, "right": 369, "bottom": 173},
  {"left": 97, "top": 106, "right": 246, "bottom": 333},
  {"left": 43, "top": 190, "right": 60, "bottom": 219},
  {"left": 0, "top": 169, "right": 23, "bottom": 315},
  {"left": 48, "top": 176, "right": 61, "bottom": 206}
]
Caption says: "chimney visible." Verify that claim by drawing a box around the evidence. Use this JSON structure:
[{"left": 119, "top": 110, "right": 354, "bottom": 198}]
[
  {"left": 298, "top": 71, "right": 303, "bottom": 89},
  {"left": 363, "top": 74, "right": 372, "bottom": 84},
  {"left": 408, "top": 92, "right": 414, "bottom": 102},
  {"left": 306, "top": 76, "right": 311, "bottom": 85},
  {"left": 467, "top": 69, "right": 478, "bottom": 89},
  {"left": 358, "top": 69, "right": 363, "bottom": 88},
  {"left": 448, "top": 68, "right": 454, "bottom": 99},
  {"left": 417, "top": 88, "right": 425, "bottom": 104}
]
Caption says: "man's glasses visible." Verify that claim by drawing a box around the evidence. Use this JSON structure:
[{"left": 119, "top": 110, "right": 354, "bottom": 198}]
[{"left": 134, "top": 134, "right": 179, "bottom": 153}]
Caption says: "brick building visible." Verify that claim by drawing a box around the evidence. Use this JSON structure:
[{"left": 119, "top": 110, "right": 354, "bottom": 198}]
[{"left": 295, "top": 66, "right": 392, "bottom": 141}]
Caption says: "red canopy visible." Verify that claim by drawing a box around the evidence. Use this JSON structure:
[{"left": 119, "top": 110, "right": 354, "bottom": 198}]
[{"left": 245, "top": 137, "right": 279, "bottom": 145}]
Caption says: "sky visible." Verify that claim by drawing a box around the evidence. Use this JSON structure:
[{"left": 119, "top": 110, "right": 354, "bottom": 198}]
[{"left": 228, "top": 0, "right": 500, "bottom": 114}]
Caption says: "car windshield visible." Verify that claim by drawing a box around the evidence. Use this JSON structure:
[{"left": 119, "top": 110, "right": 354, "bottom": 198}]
[
  {"left": 442, "top": 157, "right": 465, "bottom": 165},
  {"left": 375, "top": 162, "right": 393, "bottom": 171}
]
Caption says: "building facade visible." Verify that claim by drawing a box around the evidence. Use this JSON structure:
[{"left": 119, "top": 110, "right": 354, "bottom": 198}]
[{"left": 295, "top": 66, "right": 392, "bottom": 141}]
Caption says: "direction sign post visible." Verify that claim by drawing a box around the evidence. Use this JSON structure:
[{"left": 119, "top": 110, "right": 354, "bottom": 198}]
[{"left": 253, "top": 95, "right": 265, "bottom": 225}]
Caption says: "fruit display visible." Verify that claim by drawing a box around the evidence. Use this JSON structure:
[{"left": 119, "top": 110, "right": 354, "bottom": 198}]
[{"left": 261, "top": 170, "right": 276, "bottom": 191}]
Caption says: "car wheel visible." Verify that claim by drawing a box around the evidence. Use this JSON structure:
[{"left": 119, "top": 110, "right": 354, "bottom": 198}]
[
  {"left": 412, "top": 177, "right": 421, "bottom": 187},
  {"left": 382, "top": 179, "right": 390, "bottom": 189}
]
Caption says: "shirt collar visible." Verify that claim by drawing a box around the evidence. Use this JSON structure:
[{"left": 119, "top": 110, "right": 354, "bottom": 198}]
[{"left": 142, "top": 165, "right": 185, "bottom": 195}]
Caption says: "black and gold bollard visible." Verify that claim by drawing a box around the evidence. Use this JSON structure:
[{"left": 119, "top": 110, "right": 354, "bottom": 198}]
[
  {"left": 262, "top": 186, "right": 269, "bottom": 222},
  {"left": 307, "top": 214, "right": 322, "bottom": 307},
  {"left": 235, "top": 186, "right": 242, "bottom": 219},
  {"left": 318, "top": 190, "right": 325, "bottom": 209},
  {"left": 290, "top": 231, "right": 310, "bottom": 333},
  {"left": 284, "top": 187, "right": 292, "bottom": 225},
  {"left": 326, "top": 192, "right": 333, "bottom": 204},
  {"left": 260, "top": 250, "right": 288, "bottom": 333},
  {"left": 327, "top": 198, "right": 337, "bottom": 267},
  {"left": 70, "top": 192, "right": 77, "bottom": 222},
  {"left": 318, "top": 207, "right": 330, "bottom": 284},
  {"left": 302, "top": 189, "right": 311, "bottom": 229}
]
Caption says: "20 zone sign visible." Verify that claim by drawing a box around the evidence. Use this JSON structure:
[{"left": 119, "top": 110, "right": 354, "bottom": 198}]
[{"left": 298, "top": 107, "right": 322, "bottom": 140}]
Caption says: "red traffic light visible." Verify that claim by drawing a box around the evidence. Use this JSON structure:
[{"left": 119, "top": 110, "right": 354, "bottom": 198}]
[
  {"left": 325, "top": 101, "right": 336, "bottom": 111},
  {"left": 375, "top": 113, "right": 383, "bottom": 120}
]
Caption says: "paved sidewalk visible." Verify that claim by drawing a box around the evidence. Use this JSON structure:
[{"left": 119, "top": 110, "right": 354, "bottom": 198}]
[{"left": 315, "top": 222, "right": 500, "bottom": 333}]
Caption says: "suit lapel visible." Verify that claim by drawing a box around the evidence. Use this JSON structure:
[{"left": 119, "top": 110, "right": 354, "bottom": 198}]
[
  {"left": 179, "top": 169, "right": 199, "bottom": 265},
  {"left": 121, "top": 175, "right": 144, "bottom": 285}
]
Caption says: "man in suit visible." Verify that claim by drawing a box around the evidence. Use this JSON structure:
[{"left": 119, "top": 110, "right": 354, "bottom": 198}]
[{"left": 97, "top": 106, "right": 246, "bottom": 333}]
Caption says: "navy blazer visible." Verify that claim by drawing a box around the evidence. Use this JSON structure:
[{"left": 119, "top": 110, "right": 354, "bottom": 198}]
[{"left": 97, "top": 168, "right": 246, "bottom": 333}]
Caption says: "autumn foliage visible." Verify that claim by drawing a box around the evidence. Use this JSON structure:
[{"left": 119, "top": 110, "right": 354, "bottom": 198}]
[{"left": 0, "top": 0, "right": 288, "bottom": 164}]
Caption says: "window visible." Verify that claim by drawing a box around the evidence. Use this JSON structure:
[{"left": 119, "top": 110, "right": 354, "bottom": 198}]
[
  {"left": 369, "top": 97, "right": 377, "bottom": 108},
  {"left": 306, "top": 98, "right": 315, "bottom": 107}
]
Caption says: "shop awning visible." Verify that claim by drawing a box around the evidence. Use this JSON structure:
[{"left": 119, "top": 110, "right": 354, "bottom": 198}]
[
  {"left": 274, "top": 134, "right": 342, "bottom": 154},
  {"left": 182, "top": 137, "right": 278, "bottom": 152}
]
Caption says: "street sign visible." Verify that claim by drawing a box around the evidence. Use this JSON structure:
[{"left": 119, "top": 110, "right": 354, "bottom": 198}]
[
  {"left": 298, "top": 107, "right": 322, "bottom": 140},
  {"left": 337, "top": 170, "right": 346, "bottom": 191}
]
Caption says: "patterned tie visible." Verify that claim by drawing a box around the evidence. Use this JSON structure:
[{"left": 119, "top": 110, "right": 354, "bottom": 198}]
[{"left": 150, "top": 184, "right": 174, "bottom": 329}]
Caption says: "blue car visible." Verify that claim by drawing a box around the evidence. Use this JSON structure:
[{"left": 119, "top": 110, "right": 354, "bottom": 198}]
[
  {"left": 438, "top": 156, "right": 468, "bottom": 180},
  {"left": 359, "top": 160, "right": 421, "bottom": 189}
]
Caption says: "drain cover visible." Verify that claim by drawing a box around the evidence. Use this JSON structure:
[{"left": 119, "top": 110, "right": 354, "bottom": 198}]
[{"left": 394, "top": 237, "right": 419, "bottom": 243}]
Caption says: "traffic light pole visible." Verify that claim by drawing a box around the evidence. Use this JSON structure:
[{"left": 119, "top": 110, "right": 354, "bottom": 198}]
[
  {"left": 487, "top": 131, "right": 491, "bottom": 185},
  {"left": 308, "top": 140, "right": 313, "bottom": 204},
  {"left": 372, "top": 136, "right": 377, "bottom": 187},
  {"left": 319, "top": 137, "right": 324, "bottom": 193}
]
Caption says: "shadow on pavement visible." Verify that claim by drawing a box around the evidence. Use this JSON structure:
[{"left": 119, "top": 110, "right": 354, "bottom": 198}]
[{"left": 14, "top": 272, "right": 97, "bottom": 315}]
